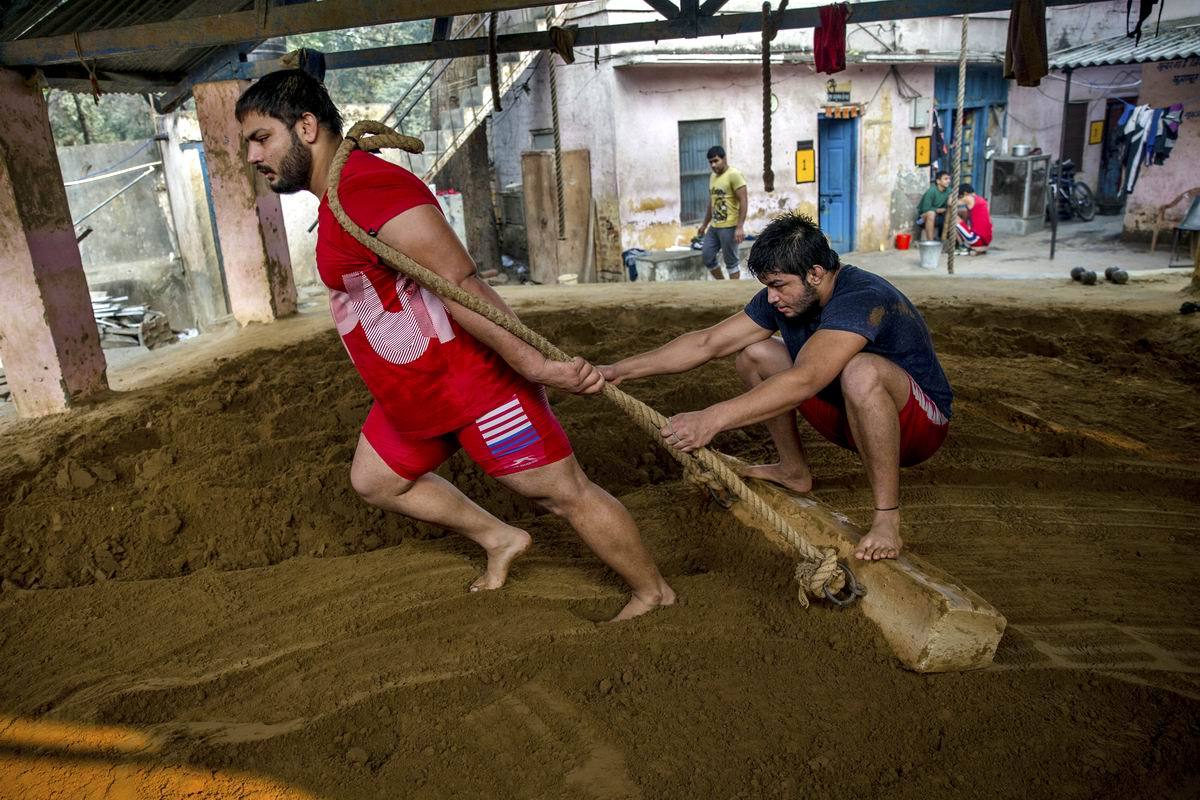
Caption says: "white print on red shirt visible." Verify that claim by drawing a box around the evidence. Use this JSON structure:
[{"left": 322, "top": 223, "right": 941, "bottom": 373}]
[{"left": 329, "top": 271, "right": 455, "bottom": 365}]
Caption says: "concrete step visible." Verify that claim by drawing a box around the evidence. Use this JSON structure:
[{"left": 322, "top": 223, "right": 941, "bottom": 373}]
[
  {"left": 421, "top": 129, "right": 451, "bottom": 153},
  {"left": 404, "top": 153, "right": 431, "bottom": 175},
  {"left": 461, "top": 86, "right": 483, "bottom": 108}
]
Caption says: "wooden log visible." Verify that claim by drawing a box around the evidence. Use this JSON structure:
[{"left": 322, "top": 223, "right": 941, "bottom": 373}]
[{"left": 728, "top": 472, "right": 1006, "bottom": 673}]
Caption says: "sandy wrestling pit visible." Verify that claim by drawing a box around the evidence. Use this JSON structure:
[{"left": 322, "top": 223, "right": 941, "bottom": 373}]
[{"left": 1, "top": 275, "right": 1198, "bottom": 799}]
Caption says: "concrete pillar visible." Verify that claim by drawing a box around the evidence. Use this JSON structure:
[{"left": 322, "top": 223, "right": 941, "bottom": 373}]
[
  {"left": 155, "top": 112, "right": 231, "bottom": 330},
  {"left": 193, "top": 80, "right": 296, "bottom": 325},
  {"left": 0, "top": 68, "right": 108, "bottom": 417}
]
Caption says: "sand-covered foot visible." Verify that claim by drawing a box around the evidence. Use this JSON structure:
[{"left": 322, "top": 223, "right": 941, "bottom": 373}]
[
  {"left": 854, "top": 512, "right": 903, "bottom": 561},
  {"left": 738, "top": 462, "right": 812, "bottom": 494},
  {"left": 469, "top": 528, "right": 532, "bottom": 591},
  {"left": 605, "top": 584, "right": 677, "bottom": 623}
]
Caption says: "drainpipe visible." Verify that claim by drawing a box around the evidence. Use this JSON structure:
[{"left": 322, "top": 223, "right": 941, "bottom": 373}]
[{"left": 1050, "top": 67, "right": 1072, "bottom": 260}]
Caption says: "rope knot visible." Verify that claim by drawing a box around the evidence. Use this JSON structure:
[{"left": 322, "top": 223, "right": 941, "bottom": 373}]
[
  {"left": 684, "top": 463, "right": 734, "bottom": 508},
  {"left": 793, "top": 547, "right": 846, "bottom": 608}
]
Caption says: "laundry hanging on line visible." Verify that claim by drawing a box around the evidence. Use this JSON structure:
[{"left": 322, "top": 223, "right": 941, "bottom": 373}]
[
  {"left": 1004, "top": 0, "right": 1049, "bottom": 87},
  {"left": 930, "top": 107, "right": 949, "bottom": 175},
  {"left": 814, "top": 3, "right": 849, "bottom": 75},
  {"left": 1116, "top": 101, "right": 1184, "bottom": 194}
]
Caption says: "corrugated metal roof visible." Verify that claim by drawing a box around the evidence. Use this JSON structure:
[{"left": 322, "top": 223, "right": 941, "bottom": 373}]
[
  {"left": 0, "top": 0, "right": 256, "bottom": 86},
  {"left": 1049, "top": 17, "right": 1200, "bottom": 69}
]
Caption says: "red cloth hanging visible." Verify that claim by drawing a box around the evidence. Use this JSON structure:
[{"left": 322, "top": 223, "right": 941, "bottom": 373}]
[{"left": 814, "top": 3, "right": 848, "bottom": 75}]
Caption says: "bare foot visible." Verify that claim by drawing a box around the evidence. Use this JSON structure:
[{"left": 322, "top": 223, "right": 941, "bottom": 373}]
[
  {"left": 605, "top": 583, "right": 677, "bottom": 623},
  {"left": 739, "top": 462, "right": 813, "bottom": 494},
  {"left": 854, "top": 510, "right": 903, "bottom": 561},
  {"left": 469, "top": 527, "right": 532, "bottom": 591}
]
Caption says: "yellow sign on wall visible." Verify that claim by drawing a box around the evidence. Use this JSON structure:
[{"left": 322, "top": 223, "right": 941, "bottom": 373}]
[
  {"left": 1089, "top": 120, "right": 1104, "bottom": 145},
  {"left": 795, "top": 140, "right": 815, "bottom": 184},
  {"left": 914, "top": 135, "right": 932, "bottom": 167}
]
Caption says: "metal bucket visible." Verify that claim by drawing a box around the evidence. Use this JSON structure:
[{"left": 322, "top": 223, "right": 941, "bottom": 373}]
[{"left": 918, "top": 240, "right": 942, "bottom": 270}]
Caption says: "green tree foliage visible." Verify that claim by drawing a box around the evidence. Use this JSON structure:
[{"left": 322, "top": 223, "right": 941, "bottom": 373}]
[
  {"left": 287, "top": 20, "right": 433, "bottom": 133},
  {"left": 46, "top": 90, "right": 154, "bottom": 147},
  {"left": 45, "top": 19, "right": 434, "bottom": 147}
]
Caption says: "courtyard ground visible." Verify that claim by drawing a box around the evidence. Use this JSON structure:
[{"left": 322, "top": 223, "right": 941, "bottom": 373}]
[{"left": 0, "top": 263, "right": 1198, "bottom": 799}]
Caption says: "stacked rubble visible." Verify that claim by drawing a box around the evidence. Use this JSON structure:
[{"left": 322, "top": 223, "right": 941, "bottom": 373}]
[{"left": 91, "top": 291, "right": 176, "bottom": 349}]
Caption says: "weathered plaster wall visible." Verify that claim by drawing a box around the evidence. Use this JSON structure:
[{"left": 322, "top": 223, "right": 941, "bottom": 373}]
[
  {"left": 1005, "top": 65, "right": 1135, "bottom": 191},
  {"left": 492, "top": 3, "right": 625, "bottom": 277},
  {"left": 610, "top": 62, "right": 937, "bottom": 254},
  {"left": 1123, "top": 58, "right": 1200, "bottom": 237},
  {"left": 57, "top": 141, "right": 195, "bottom": 328},
  {"left": 156, "top": 113, "right": 229, "bottom": 330}
]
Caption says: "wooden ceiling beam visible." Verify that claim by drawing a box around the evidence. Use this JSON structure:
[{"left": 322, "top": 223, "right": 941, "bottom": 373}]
[{"left": 0, "top": 0, "right": 560, "bottom": 67}]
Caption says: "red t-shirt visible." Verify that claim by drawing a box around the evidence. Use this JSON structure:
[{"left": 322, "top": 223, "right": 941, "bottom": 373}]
[
  {"left": 316, "top": 150, "right": 526, "bottom": 438},
  {"left": 968, "top": 196, "right": 993, "bottom": 245}
]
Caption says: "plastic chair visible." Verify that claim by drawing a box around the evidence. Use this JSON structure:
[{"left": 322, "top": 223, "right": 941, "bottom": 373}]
[{"left": 1168, "top": 196, "right": 1200, "bottom": 268}]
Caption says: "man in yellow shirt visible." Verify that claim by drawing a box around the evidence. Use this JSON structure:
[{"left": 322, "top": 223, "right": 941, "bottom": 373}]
[{"left": 696, "top": 146, "right": 748, "bottom": 280}]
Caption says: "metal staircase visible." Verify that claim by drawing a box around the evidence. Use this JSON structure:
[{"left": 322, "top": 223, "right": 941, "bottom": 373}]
[{"left": 391, "top": 8, "right": 557, "bottom": 183}]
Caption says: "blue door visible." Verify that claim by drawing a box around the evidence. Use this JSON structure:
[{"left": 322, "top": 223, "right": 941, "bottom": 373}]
[{"left": 818, "top": 116, "right": 857, "bottom": 254}]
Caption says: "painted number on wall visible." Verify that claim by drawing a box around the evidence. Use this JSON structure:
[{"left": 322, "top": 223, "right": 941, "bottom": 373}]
[
  {"left": 914, "top": 135, "right": 932, "bottom": 167},
  {"left": 795, "top": 140, "right": 815, "bottom": 184},
  {"left": 1089, "top": 120, "right": 1104, "bottom": 145}
]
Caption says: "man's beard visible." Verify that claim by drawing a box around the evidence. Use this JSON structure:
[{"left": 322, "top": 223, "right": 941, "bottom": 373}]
[{"left": 264, "top": 130, "right": 312, "bottom": 194}]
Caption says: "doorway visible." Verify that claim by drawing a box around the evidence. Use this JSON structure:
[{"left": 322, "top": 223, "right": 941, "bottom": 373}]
[{"left": 818, "top": 115, "right": 857, "bottom": 254}]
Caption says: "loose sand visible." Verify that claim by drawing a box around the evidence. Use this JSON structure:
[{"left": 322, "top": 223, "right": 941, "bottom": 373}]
[{"left": 1, "top": 274, "right": 1198, "bottom": 799}]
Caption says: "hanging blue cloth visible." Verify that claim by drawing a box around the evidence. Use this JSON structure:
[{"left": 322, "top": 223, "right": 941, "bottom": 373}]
[
  {"left": 1117, "top": 99, "right": 1136, "bottom": 127},
  {"left": 1144, "top": 107, "right": 1163, "bottom": 164}
]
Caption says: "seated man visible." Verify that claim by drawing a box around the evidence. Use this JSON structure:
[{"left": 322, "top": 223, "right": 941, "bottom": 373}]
[
  {"left": 600, "top": 214, "right": 953, "bottom": 561},
  {"left": 916, "top": 170, "right": 952, "bottom": 240},
  {"left": 954, "top": 183, "right": 993, "bottom": 255}
]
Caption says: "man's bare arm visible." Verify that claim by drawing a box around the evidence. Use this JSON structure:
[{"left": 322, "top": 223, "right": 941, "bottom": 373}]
[
  {"left": 733, "top": 184, "right": 749, "bottom": 243},
  {"left": 600, "top": 312, "right": 772, "bottom": 385},
  {"left": 712, "top": 329, "right": 866, "bottom": 428},
  {"left": 376, "top": 204, "right": 603, "bottom": 394},
  {"left": 661, "top": 329, "right": 867, "bottom": 451}
]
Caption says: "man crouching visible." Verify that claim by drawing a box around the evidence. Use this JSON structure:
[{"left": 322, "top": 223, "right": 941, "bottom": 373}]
[{"left": 601, "top": 213, "right": 953, "bottom": 560}]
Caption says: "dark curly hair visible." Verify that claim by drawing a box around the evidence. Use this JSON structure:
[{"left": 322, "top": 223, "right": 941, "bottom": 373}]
[
  {"left": 746, "top": 213, "right": 840, "bottom": 279},
  {"left": 235, "top": 69, "right": 343, "bottom": 136}
]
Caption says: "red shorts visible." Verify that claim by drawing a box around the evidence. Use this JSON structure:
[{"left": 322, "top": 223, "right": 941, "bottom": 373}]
[
  {"left": 363, "top": 383, "right": 573, "bottom": 480},
  {"left": 799, "top": 373, "right": 949, "bottom": 467}
]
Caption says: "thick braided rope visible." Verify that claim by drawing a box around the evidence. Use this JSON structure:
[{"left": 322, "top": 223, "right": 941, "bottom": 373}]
[
  {"left": 488, "top": 13, "right": 502, "bottom": 112},
  {"left": 548, "top": 54, "right": 567, "bottom": 241},
  {"left": 761, "top": 3, "right": 774, "bottom": 194},
  {"left": 327, "top": 121, "right": 845, "bottom": 605},
  {"left": 946, "top": 13, "right": 969, "bottom": 275}
]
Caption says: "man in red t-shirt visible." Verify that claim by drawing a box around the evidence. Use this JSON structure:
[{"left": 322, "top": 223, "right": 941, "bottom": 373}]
[
  {"left": 953, "top": 184, "right": 993, "bottom": 256},
  {"left": 234, "top": 70, "right": 673, "bottom": 621}
]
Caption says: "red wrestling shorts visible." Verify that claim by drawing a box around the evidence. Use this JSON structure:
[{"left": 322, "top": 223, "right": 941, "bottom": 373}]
[
  {"left": 799, "top": 373, "right": 949, "bottom": 467},
  {"left": 362, "top": 382, "right": 573, "bottom": 480}
]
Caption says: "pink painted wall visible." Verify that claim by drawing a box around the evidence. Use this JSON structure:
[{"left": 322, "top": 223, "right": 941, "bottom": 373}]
[
  {"left": 1123, "top": 58, "right": 1200, "bottom": 236},
  {"left": 0, "top": 68, "right": 107, "bottom": 417},
  {"left": 194, "top": 80, "right": 297, "bottom": 325},
  {"left": 1005, "top": 65, "right": 1136, "bottom": 192}
]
